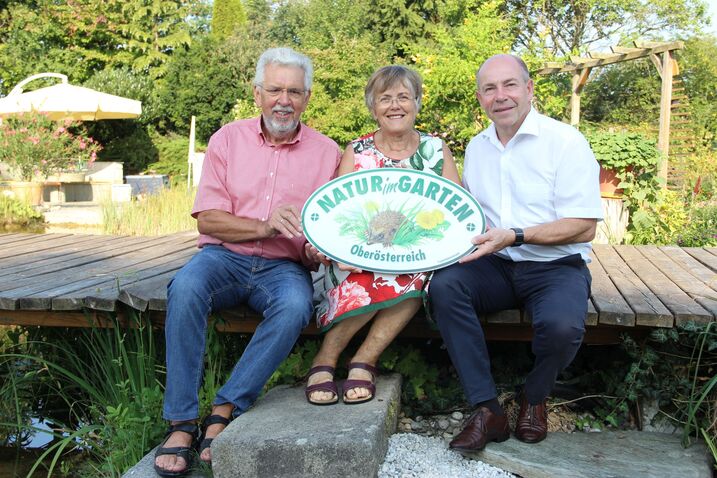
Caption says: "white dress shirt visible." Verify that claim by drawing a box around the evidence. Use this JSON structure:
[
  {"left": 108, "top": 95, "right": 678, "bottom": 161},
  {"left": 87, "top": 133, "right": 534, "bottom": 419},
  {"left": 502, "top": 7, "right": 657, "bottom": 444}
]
[{"left": 463, "top": 108, "right": 603, "bottom": 263}]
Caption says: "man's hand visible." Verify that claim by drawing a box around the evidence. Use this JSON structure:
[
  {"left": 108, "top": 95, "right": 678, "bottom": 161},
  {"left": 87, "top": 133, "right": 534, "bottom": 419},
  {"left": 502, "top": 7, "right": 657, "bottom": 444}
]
[
  {"left": 459, "top": 227, "right": 515, "bottom": 263},
  {"left": 304, "top": 243, "right": 331, "bottom": 266},
  {"left": 267, "top": 205, "right": 302, "bottom": 239}
]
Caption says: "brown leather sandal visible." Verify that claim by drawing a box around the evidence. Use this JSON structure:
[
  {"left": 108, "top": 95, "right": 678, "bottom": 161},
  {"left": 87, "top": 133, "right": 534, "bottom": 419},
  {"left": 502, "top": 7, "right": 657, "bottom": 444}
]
[
  {"left": 343, "top": 362, "right": 378, "bottom": 405},
  {"left": 305, "top": 365, "right": 339, "bottom": 405}
]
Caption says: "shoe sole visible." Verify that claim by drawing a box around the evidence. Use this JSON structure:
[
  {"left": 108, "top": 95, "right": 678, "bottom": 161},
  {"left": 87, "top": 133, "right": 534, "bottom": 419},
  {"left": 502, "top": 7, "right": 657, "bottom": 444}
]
[{"left": 449, "top": 432, "right": 510, "bottom": 454}]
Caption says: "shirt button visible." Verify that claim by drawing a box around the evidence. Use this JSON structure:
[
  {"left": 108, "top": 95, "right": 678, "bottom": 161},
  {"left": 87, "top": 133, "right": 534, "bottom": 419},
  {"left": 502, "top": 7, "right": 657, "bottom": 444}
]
[
  {"left": 270, "top": 172, "right": 274, "bottom": 177},
  {"left": 266, "top": 195, "right": 270, "bottom": 200}
]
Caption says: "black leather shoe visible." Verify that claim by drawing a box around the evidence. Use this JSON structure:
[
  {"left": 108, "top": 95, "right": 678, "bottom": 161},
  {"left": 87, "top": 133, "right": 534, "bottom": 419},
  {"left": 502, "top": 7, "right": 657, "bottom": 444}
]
[
  {"left": 515, "top": 392, "right": 548, "bottom": 443},
  {"left": 449, "top": 406, "right": 510, "bottom": 453}
]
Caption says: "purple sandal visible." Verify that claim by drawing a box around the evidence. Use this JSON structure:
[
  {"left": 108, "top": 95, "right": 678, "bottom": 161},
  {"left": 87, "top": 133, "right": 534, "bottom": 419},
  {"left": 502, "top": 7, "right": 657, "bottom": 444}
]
[
  {"left": 343, "top": 362, "right": 378, "bottom": 405},
  {"left": 305, "top": 365, "right": 339, "bottom": 405}
]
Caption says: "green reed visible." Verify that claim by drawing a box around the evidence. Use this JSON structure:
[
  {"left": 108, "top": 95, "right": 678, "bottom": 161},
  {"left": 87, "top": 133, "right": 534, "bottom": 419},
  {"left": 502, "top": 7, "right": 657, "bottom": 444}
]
[{"left": 101, "top": 185, "right": 196, "bottom": 236}]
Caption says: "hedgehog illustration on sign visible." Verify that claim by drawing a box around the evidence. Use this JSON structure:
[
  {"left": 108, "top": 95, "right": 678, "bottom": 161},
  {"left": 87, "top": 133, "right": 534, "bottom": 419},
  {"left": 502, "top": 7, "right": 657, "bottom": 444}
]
[
  {"left": 334, "top": 200, "right": 451, "bottom": 249},
  {"left": 366, "top": 210, "right": 409, "bottom": 247}
]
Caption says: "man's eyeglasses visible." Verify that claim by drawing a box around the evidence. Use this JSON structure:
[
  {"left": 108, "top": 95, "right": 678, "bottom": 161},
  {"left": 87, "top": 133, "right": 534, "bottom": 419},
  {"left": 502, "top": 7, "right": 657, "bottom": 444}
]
[
  {"left": 377, "top": 94, "right": 415, "bottom": 107},
  {"left": 259, "top": 85, "right": 307, "bottom": 100}
]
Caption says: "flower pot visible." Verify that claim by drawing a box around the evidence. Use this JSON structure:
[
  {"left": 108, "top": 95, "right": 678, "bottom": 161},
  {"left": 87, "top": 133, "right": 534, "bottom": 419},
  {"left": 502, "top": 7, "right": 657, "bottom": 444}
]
[
  {"left": 3, "top": 181, "right": 43, "bottom": 206},
  {"left": 599, "top": 166, "right": 622, "bottom": 198},
  {"left": 45, "top": 172, "right": 86, "bottom": 183}
]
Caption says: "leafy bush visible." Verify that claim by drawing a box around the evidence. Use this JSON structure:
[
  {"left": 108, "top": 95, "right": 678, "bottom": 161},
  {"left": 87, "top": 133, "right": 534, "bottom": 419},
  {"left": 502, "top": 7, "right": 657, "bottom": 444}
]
[
  {"left": 626, "top": 188, "right": 689, "bottom": 245},
  {"left": 584, "top": 128, "right": 661, "bottom": 172},
  {"left": 583, "top": 127, "right": 663, "bottom": 217},
  {"left": 98, "top": 127, "right": 158, "bottom": 175},
  {"left": 676, "top": 203, "right": 717, "bottom": 247},
  {"left": 0, "top": 113, "right": 100, "bottom": 181},
  {"left": 144, "top": 133, "right": 206, "bottom": 181},
  {"left": 0, "top": 195, "right": 43, "bottom": 228}
]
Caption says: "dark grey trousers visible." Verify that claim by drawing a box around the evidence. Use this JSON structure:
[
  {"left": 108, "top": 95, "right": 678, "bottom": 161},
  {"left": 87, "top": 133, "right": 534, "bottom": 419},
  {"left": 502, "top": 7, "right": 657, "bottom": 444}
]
[{"left": 430, "top": 253, "right": 591, "bottom": 406}]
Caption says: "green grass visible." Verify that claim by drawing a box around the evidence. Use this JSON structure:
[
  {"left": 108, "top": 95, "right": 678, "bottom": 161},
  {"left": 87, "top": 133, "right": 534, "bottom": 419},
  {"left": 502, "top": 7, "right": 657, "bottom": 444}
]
[{"left": 101, "top": 185, "right": 196, "bottom": 236}]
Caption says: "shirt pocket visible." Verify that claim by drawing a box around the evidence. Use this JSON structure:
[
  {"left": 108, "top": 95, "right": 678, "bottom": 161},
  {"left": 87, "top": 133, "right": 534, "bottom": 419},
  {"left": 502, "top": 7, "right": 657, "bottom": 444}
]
[{"left": 511, "top": 181, "right": 554, "bottom": 224}]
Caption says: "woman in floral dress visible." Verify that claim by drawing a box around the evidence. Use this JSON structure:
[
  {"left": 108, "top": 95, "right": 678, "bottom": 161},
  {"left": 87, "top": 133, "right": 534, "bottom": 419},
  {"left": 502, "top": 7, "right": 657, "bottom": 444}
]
[{"left": 305, "top": 65, "right": 461, "bottom": 405}]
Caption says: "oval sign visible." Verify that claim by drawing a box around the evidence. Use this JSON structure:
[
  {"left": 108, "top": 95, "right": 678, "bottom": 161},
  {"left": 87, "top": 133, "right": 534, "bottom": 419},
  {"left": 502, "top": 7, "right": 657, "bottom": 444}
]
[{"left": 302, "top": 168, "right": 486, "bottom": 274}]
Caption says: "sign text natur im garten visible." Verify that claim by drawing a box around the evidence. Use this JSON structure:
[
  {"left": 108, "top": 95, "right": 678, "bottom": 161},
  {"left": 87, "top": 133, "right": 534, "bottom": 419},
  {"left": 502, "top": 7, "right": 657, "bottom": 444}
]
[{"left": 302, "top": 168, "right": 486, "bottom": 274}]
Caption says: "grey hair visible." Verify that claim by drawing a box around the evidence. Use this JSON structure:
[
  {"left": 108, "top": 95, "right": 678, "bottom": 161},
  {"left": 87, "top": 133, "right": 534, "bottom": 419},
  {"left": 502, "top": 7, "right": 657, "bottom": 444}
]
[
  {"left": 476, "top": 54, "right": 531, "bottom": 85},
  {"left": 253, "top": 47, "right": 314, "bottom": 91},
  {"left": 364, "top": 65, "right": 423, "bottom": 114}
]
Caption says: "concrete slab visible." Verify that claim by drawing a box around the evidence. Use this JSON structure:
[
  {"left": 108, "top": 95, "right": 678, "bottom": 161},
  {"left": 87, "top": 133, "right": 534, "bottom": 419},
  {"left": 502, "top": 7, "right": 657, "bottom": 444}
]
[
  {"left": 122, "top": 374, "right": 402, "bottom": 478},
  {"left": 122, "top": 452, "right": 209, "bottom": 478},
  {"left": 212, "top": 374, "right": 401, "bottom": 478},
  {"left": 473, "top": 430, "right": 712, "bottom": 478},
  {"left": 42, "top": 203, "right": 103, "bottom": 225}
]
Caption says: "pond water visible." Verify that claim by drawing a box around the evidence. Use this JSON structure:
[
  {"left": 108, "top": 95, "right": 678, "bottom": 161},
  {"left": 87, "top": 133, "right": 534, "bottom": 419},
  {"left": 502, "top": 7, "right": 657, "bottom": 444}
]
[{"left": 0, "top": 419, "right": 56, "bottom": 477}]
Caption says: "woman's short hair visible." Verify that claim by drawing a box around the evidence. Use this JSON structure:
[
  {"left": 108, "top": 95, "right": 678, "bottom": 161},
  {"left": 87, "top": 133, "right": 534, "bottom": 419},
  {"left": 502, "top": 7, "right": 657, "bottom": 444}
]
[
  {"left": 364, "top": 65, "right": 423, "bottom": 113},
  {"left": 253, "top": 47, "right": 314, "bottom": 91}
]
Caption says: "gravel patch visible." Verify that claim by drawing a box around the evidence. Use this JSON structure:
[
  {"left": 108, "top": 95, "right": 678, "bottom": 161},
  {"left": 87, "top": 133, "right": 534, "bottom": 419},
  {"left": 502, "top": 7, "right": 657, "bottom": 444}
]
[{"left": 379, "top": 433, "right": 516, "bottom": 478}]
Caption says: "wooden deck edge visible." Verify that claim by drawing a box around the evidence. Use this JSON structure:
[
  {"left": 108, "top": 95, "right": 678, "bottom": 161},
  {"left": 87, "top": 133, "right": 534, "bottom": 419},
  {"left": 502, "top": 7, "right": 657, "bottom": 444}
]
[{"left": 0, "top": 309, "right": 661, "bottom": 345}]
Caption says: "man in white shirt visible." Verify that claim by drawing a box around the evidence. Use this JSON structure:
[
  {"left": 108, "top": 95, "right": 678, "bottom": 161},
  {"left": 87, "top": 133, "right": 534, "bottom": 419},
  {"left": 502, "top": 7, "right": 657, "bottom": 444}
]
[{"left": 430, "top": 54, "right": 603, "bottom": 452}]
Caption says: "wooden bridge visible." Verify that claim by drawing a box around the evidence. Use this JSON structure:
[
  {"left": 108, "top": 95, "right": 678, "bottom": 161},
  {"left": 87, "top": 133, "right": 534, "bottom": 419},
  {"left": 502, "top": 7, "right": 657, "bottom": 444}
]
[{"left": 0, "top": 232, "right": 714, "bottom": 344}]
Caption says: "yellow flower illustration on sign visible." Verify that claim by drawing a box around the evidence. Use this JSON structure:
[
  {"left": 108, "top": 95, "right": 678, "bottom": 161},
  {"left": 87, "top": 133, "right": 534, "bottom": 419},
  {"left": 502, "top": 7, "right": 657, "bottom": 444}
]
[
  {"left": 364, "top": 201, "right": 380, "bottom": 214},
  {"left": 416, "top": 209, "right": 445, "bottom": 230}
]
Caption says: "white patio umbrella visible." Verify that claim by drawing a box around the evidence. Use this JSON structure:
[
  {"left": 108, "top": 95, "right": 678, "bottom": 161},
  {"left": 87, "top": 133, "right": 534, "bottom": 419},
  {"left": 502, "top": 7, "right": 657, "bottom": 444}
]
[{"left": 0, "top": 72, "right": 142, "bottom": 121}]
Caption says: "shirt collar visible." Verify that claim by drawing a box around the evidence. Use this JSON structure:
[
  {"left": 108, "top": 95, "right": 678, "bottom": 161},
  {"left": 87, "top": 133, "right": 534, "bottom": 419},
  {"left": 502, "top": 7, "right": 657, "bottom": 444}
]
[
  {"left": 254, "top": 115, "right": 304, "bottom": 146},
  {"left": 478, "top": 107, "right": 540, "bottom": 148}
]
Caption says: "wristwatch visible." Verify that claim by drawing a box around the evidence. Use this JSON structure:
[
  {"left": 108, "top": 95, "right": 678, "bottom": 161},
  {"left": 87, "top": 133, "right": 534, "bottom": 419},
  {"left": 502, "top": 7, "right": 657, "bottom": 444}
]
[{"left": 510, "top": 227, "right": 524, "bottom": 247}]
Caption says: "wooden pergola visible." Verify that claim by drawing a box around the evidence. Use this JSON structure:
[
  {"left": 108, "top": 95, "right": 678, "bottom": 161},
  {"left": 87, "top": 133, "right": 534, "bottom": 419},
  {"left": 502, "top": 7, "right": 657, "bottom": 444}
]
[{"left": 537, "top": 40, "right": 685, "bottom": 181}]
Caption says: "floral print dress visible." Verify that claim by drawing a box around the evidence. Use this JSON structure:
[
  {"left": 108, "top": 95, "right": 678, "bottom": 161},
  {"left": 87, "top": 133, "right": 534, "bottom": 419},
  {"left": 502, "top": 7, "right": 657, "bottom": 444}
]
[{"left": 313, "top": 131, "right": 445, "bottom": 331}]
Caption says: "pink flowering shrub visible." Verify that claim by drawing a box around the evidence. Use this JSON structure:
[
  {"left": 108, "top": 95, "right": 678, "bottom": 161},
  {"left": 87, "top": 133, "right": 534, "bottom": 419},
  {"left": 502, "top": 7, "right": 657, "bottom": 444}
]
[{"left": 0, "top": 113, "right": 101, "bottom": 181}]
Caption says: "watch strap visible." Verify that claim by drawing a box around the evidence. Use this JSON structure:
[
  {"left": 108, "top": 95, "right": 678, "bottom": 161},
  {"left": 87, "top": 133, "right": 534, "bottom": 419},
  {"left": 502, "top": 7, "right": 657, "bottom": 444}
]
[{"left": 510, "top": 227, "right": 524, "bottom": 247}]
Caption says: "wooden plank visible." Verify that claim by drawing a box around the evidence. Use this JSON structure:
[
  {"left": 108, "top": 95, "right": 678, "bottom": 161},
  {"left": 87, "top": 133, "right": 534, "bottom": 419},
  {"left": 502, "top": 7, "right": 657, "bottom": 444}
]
[
  {"left": 0, "top": 238, "right": 196, "bottom": 310},
  {"left": 537, "top": 41, "right": 684, "bottom": 74},
  {"left": 616, "top": 245, "right": 711, "bottom": 325},
  {"left": 0, "top": 233, "right": 75, "bottom": 259},
  {"left": 592, "top": 245, "right": 673, "bottom": 327},
  {"left": 0, "top": 235, "right": 153, "bottom": 278},
  {"left": 0, "top": 234, "right": 194, "bottom": 294},
  {"left": 587, "top": 299, "right": 598, "bottom": 326},
  {"left": 0, "top": 309, "right": 115, "bottom": 328},
  {"left": 35, "top": 244, "right": 196, "bottom": 311},
  {"left": 682, "top": 247, "right": 717, "bottom": 272},
  {"left": 587, "top": 251, "right": 635, "bottom": 326},
  {"left": 658, "top": 246, "right": 717, "bottom": 292},
  {"left": 69, "top": 249, "right": 196, "bottom": 311},
  {"left": 0, "top": 233, "right": 43, "bottom": 246},
  {"left": 639, "top": 246, "right": 717, "bottom": 319},
  {"left": 119, "top": 271, "right": 176, "bottom": 311},
  {"left": 705, "top": 247, "right": 717, "bottom": 257},
  {"left": 486, "top": 309, "right": 521, "bottom": 324},
  {"left": 0, "top": 234, "right": 122, "bottom": 274}
]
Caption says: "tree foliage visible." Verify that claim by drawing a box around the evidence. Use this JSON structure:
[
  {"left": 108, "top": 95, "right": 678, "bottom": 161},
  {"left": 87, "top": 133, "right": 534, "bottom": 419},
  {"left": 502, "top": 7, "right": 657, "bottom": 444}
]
[
  {"left": 212, "top": 0, "right": 246, "bottom": 40},
  {"left": 412, "top": 0, "right": 513, "bottom": 157},
  {"left": 157, "top": 30, "right": 266, "bottom": 142},
  {"left": 505, "top": 0, "right": 708, "bottom": 56},
  {"left": 0, "top": 0, "right": 209, "bottom": 93}
]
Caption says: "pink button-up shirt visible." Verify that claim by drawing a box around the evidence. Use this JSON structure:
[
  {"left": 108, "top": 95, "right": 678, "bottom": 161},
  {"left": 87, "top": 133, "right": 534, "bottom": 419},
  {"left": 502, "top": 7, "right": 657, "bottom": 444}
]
[{"left": 192, "top": 117, "right": 340, "bottom": 264}]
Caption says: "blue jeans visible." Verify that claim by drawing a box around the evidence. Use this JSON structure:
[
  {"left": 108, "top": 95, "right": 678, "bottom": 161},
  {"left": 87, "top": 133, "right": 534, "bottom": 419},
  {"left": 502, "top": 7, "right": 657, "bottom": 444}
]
[
  {"left": 163, "top": 245, "right": 313, "bottom": 421},
  {"left": 430, "top": 253, "right": 591, "bottom": 406}
]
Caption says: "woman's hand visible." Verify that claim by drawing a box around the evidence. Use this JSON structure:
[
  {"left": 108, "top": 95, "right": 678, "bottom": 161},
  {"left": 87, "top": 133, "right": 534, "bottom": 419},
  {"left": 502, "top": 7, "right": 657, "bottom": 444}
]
[{"left": 337, "top": 262, "right": 363, "bottom": 273}]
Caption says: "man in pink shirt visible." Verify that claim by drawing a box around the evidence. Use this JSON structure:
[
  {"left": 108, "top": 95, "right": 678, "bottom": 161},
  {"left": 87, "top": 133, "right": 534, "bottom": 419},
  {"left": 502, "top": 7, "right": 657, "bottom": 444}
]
[{"left": 154, "top": 47, "right": 341, "bottom": 477}]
